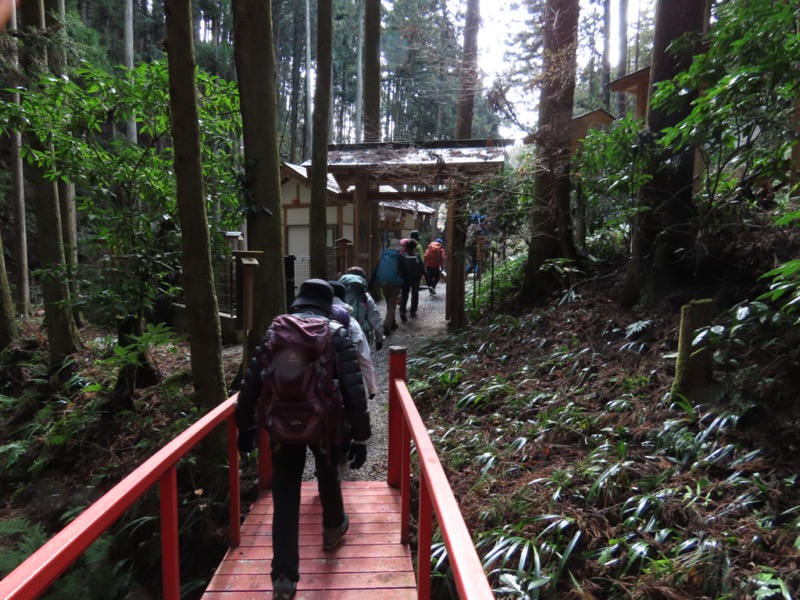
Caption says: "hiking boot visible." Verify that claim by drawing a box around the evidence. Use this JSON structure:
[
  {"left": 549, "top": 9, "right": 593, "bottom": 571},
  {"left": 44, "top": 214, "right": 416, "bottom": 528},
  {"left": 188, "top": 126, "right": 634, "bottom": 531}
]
[
  {"left": 390, "top": 322, "right": 399, "bottom": 330},
  {"left": 400, "top": 313, "right": 407, "bottom": 322},
  {"left": 428, "top": 286, "right": 435, "bottom": 294},
  {"left": 410, "top": 312, "right": 417, "bottom": 318},
  {"left": 272, "top": 574, "right": 297, "bottom": 600},
  {"left": 323, "top": 513, "right": 349, "bottom": 551}
]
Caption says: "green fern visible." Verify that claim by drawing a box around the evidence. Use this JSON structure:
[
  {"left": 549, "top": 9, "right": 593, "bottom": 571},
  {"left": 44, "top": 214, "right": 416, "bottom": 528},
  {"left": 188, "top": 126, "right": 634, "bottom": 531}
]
[{"left": 0, "top": 517, "right": 48, "bottom": 576}]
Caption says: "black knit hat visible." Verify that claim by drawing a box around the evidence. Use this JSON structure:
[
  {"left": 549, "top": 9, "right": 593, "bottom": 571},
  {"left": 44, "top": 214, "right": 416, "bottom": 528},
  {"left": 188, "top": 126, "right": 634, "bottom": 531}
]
[
  {"left": 410, "top": 230, "right": 420, "bottom": 241},
  {"left": 291, "top": 278, "right": 333, "bottom": 315}
]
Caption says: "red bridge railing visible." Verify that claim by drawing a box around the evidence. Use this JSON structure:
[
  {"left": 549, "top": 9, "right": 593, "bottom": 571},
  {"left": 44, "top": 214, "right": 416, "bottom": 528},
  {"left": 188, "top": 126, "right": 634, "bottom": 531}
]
[
  {"left": 387, "top": 346, "right": 494, "bottom": 599},
  {"left": 0, "top": 347, "right": 493, "bottom": 599},
  {"left": 0, "top": 395, "right": 242, "bottom": 600}
]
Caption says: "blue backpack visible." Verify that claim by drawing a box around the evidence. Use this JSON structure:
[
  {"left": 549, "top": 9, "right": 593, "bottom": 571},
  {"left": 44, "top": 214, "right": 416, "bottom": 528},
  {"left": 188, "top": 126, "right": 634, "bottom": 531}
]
[{"left": 374, "top": 249, "right": 404, "bottom": 286}]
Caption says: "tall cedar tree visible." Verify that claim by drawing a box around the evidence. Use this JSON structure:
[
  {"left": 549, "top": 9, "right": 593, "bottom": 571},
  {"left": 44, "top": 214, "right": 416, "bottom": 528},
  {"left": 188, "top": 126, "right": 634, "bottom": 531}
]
[
  {"left": 363, "top": 0, "right": 382, "bottom": 271},
  {"left": 622, "top": 0, "right": 706, "bottom": 307},
  {"left": 616, "top": 0, "right": 628, "bottom": 116},
  {"left": 447, "top": 0, "right": 481, "bottom": 329},
  {"left": 21, "top": 0, "right": 82, "bottom": 368},
  {"left": 8, "top": 4, "right": 30, "bottom": 316},
  {"left": 232, "top": 0, "right": 287, "bottom": 342},
  {"left": 0, "top": 228, "right": 17, "bottom": 350},
  {"left": 45, "top": 0, "right": 81, "bottom": 325},
  {"left": 521, "top": 0, "right": 580, "bottom": 303},
  {"left": 310, "top": 0, "right": 333, "bottom": 279},
  {"left": 363, "top": 0, "right": 381, "bottom": 142},
  {"left": 163, "top": 0, "right": 227, "bottom": 410}
]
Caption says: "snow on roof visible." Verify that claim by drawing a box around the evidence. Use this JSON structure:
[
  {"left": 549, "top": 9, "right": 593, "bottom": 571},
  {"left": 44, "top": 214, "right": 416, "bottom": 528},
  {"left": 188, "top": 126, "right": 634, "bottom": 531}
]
[
  {"left": 379, "top": 200, "right": 436, "bottom": 215},
  {"left": 324, "top": 144, "right": 509, "bottom": 167},
  {"left": 283, "top": 162, "right": 342, "bottom": 194}
]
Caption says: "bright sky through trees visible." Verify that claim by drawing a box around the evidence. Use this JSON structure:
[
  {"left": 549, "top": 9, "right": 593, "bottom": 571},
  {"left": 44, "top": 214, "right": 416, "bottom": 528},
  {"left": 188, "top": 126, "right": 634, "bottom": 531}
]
[{"left": 479, "top": 0, "right": 654, "bottom": 137}]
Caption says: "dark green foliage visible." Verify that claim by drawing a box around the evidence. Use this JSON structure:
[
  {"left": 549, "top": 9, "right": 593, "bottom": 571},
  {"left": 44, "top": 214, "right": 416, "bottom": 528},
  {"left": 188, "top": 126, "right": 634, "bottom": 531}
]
[{"left": 0, "top": 60, "right": 243, "bottom": 325}]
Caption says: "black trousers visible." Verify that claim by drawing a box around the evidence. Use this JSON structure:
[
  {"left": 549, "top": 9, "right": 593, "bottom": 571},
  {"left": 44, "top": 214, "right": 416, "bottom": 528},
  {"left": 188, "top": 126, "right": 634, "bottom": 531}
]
[
  {"left": 400, "top": 278, "right": 420, "bottom": 314},
  {"left": 426, "top": 267, "right": 441, "bottom": 290},
  {"left": 270, "top": 443, "right": 345, "bottom": 583}
]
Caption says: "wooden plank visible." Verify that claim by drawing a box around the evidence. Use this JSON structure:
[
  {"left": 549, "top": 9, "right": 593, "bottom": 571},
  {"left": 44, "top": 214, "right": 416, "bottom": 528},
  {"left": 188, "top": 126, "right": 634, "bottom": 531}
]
[
  {"left": 204, "top": 590, "right": 416, "bottom": 600},
  {"left": 244, "top": 520, "right": 399, "bottom": 535},
  {"left": 203, "top": 481, "right": 417, "bottom": 599},
  {"left": 214, "top": 556, "right": 413, "bottom": 575},
  {"left": 245, "top": 511, "right": 401, "bottom": 525},
  {"left": 206, "top": 571, "right": 416, "bottom": 592},
  {"left": 239, "top": 532, "right": 403, "bottom": 547},
  {"left": 221, "top": 543, "right": 411, "bottom": 561}
]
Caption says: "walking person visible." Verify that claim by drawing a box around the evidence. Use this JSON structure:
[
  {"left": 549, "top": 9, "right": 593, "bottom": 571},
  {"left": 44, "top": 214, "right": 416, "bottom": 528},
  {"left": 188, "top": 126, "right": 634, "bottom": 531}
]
[
  {"left": 423, "top": 237, "right": 446, "bottom": 294},
  {"left": 235, "top": 279, "right": 371, "bottom": 599},
  {"left": 399, "top": 238, "right": 424, "bottom": 321},
  {"left": 339, "top": 266, "right": 385, "bottom": 350},
  {"left": 371, "top": 238, "right": 405, "bottom": 335},
  {"left": 401, "top": 229, "right": 428, "bottom": 288},
  {"left": 328, "top": 280, "right": 379, "bottom": 401}
]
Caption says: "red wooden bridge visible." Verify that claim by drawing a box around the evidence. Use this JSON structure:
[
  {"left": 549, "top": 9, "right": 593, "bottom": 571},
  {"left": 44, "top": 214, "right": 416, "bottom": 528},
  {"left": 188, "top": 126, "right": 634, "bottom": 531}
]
[{"left": 0, "top": 348, "right": 493, "bottom": 599}]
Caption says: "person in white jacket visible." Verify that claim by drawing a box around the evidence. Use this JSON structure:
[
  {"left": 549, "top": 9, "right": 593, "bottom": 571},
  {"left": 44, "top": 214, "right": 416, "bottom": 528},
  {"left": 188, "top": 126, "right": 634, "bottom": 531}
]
[
  {"left": 329, "top": 281, "right": 378, "bottom": 399},
  {"left": 342, "top": 266, "right": 385, "bottom": 351}
]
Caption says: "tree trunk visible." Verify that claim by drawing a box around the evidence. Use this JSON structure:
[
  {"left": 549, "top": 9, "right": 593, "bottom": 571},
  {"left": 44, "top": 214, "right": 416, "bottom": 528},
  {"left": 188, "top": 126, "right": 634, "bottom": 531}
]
[
  {"left": 521, "top": 0, "right": 580, "bottom": 304},
  {"left": 22, "top": 0, "right": 82, "bottom": 369},
  {"left": 455, "top": 0, "right": 480, "bottom": 140},
  {"left": 355, "top": 0, "right": 365, "bottom": 142},
  {"left": 125, "top": 0, "right": 138, "bottom": 144},
  {"left": 47, "top": 0, "right": 82, "bottom": 323},
  {"left": 111, "top": 315, "right": 160, "bottom": 411},
  {"left": 8, "top": 5, "right": 30, "bottom": 317},
  {"left": 445, "top": 0, "right": 481, "bottom": 329},
  {"left": 363, "top": 0, "right": 381, "bottom": 142},
  {"left": 622, "top": 0, "right": 705, "bottom": 307},
  {"left": 231, "top": 0, "right": 287, "bottom": 342},
  {"left": 0, "top": 228, "right": 18, "bottom": 351},
  {"left": 304, "top": 0, "right": 313, "bottom": 158},
  {"left": 163, "top": 0, "right": 227, "bottom": 411},
  {"left": 310, "top": 0, "right": 332, "bottom": 279},
  {"left": 616, "top": 0, "right": 628, "bottom": 117},
  {"left": 289, "top": 1, "right": 303, "bottom": 163},
  {"left": 602, "top": 0, "right": 611, "bottom": 110}
]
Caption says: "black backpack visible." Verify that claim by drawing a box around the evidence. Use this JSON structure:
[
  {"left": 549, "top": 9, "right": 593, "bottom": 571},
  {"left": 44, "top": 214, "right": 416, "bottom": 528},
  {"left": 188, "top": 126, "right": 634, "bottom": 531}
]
[{"left": 258, "top": 314, "right": 345, "bottom": 448}]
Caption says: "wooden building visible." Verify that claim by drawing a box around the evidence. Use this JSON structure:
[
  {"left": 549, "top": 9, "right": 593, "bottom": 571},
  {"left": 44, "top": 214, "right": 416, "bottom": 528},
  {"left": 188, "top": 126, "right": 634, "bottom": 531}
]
[{"left": 278, "top": 162, "right": 435, "bottom": 276}]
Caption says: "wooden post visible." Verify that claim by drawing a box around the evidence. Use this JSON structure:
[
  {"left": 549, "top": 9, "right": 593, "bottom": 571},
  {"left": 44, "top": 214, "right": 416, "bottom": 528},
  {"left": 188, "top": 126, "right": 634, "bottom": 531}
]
[
  {"left": 354, "top": 175, "right": 371, "bottom": 274},
  {"left": 446, "top": 184, "right": 467, "bottom": 328},
  {"left": 387, "top": 346, "right": 406, "bottom": 487},
  {"left": 671, "top": 298, "right": 715, "bottom": 403},
  {"left": 238, "top": 255, "right": 260, "bottom": 369}
]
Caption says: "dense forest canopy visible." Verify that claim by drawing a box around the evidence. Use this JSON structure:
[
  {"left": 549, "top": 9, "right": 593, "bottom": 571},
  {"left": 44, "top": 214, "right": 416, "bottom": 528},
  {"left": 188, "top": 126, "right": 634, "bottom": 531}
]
[{"left": 1, "top": 0, "right": 800, "bottom": 598}]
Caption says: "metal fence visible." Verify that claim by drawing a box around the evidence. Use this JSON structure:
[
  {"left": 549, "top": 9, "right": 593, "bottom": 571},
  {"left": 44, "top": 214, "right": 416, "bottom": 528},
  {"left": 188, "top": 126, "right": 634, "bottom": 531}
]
[{"left": 212, "top": 254, "right": 336, "bottom": 319}]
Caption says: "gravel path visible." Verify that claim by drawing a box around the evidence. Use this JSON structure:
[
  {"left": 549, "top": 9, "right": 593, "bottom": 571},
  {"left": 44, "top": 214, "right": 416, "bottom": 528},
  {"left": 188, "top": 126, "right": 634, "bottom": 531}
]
[{"left": 303, "top": 285, "right": 449, "bottom": 482}]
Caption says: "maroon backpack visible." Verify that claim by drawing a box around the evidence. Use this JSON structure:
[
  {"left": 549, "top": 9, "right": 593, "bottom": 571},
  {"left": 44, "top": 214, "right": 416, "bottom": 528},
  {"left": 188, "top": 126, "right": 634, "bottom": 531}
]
[{"left": 258, "top": 314, "right": 345, "bottom": 447}]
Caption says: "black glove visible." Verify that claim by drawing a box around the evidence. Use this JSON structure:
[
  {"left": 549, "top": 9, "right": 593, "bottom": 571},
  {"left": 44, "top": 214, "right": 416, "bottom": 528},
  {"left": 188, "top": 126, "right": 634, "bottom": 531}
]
[
  {"left": 369, "top": 394, "right": 376, "bottom": 400},
  {"left": 348, "top": 442, "right": 367, "bottom": 469},
  {"left": 237, "top": 428, "right": 256, "bottom": 456}
]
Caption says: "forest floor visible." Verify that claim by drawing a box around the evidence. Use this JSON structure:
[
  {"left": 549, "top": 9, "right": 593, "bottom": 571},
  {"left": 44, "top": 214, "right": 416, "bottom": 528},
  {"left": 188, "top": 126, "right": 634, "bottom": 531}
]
[{"left": 1, "top": 253, "right": 799, "bottom": 597}]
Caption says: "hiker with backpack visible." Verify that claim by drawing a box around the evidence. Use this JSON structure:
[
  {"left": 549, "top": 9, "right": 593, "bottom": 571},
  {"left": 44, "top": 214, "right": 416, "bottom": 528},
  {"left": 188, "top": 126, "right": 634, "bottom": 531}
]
[
  {"left": 400, "top": 229, "right": 429, "bottom": 288},
  {"left": 423, "top": 237, "right": 446, "bottom": 294},
  {"left": 339, "top": 266, "right": 385, "bottom": 351},
  {"left": 328, "top": 280, "right": 378, "bottom": 400},
  {"left": 398, "top": 238, "right": 425, "bottom": 322},
  {"left": 371, "top": 238, "right": 405, "bottom": 335},
  {"left": 235, "top": 279, "right": 371, "bottom": 600}
]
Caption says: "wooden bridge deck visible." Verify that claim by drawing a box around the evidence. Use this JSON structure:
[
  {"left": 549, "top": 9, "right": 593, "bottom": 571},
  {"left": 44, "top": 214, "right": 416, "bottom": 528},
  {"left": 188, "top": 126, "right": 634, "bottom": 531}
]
[{"left": 202, "top": 481, "right": 417, "bottom": 599}]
